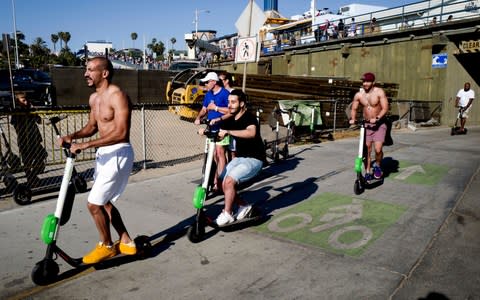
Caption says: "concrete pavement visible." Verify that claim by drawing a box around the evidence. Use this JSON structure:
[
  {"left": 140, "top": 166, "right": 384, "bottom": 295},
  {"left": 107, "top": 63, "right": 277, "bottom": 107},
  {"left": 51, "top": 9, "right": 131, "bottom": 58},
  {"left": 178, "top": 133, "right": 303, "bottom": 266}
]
[{"left": 1, "top": 126, "right": 479, "bottom": 300}]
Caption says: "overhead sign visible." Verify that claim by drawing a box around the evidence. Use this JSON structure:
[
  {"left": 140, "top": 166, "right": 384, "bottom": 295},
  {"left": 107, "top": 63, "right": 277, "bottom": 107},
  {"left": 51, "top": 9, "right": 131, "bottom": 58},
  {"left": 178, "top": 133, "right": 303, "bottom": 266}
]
[
  {"left": 235, "top": 0, "right": 266, "bottom": 37},
  {"left": 432, "top": 53, "right": 447, "bottom": 69},
  {"left": 459, "top": 40, "right": 480, "bottom": 53},
  {"left": 235, "top": 36, "right": 258, "bottom": 63}
]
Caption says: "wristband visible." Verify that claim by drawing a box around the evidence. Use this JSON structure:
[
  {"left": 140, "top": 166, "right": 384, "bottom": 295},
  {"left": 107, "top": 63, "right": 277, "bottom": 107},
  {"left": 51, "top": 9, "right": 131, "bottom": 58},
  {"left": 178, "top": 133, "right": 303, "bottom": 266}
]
[{"left": 215, "top": 106, "right": 218, "bottom": 112}]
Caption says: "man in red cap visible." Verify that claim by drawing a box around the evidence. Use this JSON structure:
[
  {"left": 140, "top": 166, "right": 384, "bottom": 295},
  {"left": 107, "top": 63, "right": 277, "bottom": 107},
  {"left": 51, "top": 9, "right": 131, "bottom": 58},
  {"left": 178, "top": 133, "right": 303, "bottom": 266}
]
[{"left": 349, "top": 72, "right": 389, "bottom": 180}]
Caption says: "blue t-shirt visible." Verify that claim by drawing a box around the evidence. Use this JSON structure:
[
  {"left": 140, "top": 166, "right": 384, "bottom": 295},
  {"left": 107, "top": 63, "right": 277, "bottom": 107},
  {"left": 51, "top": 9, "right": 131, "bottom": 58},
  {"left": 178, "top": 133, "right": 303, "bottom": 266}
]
[{"left": 202, "top": 87, "right": 230, "bottom": 121}]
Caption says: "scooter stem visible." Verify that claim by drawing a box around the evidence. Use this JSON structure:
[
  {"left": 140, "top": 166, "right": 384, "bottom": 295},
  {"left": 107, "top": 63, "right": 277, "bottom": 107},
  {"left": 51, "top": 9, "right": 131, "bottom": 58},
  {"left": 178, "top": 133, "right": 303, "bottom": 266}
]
[
  {"left": 54, "top": 157, "right": 75, "bottom": 220},
  {"left": 202, "top": 141, "right": 215, "bottom": 189},
  {"left": 355, "top": 124, "right": 365, "bottom": 173}
]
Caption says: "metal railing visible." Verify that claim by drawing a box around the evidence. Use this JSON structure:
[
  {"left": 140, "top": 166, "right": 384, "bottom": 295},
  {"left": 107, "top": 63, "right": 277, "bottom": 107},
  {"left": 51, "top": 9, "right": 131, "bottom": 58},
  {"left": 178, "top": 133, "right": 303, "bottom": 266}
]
[{"left": 260, "top": 0, "right": 480, "bottom": 53}]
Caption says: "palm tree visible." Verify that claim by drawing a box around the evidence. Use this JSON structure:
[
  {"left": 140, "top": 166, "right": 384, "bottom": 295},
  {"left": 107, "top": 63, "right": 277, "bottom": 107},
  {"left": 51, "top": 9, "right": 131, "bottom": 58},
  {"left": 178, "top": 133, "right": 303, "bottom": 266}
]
[
  {"left": 61, "top": 32, "right": 71, "bottom": 49},
  {"left": 31, "top": 37, "right": 49, "bottom": 56},
  {"left": 131, "top": 32, "right": 138, "bottom": 48},
  {"left": 51, "top": 34, "right": 59, "bottom": 53},
  {"left": 15, "top": 31, "right": 25, "bottom": 41},
  {"left": 147, "top": 38, "right": 165, "bottom": 61},
  {"left": 14, "top": 31, "right": 29, "bottom": 59},
  {"left": 58, "top": 31, "right": 64, "bottom": 49}
]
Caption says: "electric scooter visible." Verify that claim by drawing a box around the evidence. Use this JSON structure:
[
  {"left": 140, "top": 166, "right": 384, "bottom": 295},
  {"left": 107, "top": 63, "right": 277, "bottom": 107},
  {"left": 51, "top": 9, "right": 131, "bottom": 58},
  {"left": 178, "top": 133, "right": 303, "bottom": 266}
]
[
  {"left": 8, "top": 115, "right": 89, "bottom": 205},
  {"left": 306, "top": 103, "right": 334, "bottom": 142},
  {"left": 264, "top": 105, "right": 297, "bottom": 163},
  {"left": 450, "top": 106, "right": 468, "bottom": 135},
  {"left": 187, "top": 119, "right": 262, "bottom": 243},
  {"left": 0, "top": 121, "right": 31, "bottom": 205},
  {"left": 353, "top": 120, "right": 383, "bottom": 195},
  {"left": 31, "top": 142, "right": 151, "bottom": 286}
]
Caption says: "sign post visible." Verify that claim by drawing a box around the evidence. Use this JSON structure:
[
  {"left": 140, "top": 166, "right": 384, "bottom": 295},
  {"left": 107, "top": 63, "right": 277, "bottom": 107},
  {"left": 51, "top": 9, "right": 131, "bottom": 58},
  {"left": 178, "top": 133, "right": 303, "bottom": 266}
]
[{"left": 235, "top": 0, "right": 266, "bottom": 92}]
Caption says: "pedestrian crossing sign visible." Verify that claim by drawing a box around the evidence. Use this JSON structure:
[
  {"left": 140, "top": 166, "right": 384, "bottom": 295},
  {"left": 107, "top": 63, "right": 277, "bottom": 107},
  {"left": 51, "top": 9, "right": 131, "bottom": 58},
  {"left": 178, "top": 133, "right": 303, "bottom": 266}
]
[{"left": 235, "top": 37, "right": 258, "bottom": 63}]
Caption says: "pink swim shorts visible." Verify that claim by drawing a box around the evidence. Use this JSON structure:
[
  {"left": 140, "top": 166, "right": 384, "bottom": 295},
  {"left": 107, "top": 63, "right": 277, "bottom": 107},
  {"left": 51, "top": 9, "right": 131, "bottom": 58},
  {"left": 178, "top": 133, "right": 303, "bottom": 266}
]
[{"left": 365, "top": 123, "right": 387, "bottom": 143}]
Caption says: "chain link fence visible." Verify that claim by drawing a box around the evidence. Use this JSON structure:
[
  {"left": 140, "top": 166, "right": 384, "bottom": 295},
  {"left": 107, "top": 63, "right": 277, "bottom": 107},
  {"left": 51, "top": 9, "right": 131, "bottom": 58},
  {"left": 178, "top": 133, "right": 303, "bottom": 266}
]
[
  {"left": 0, "top": 99, "right": 442, "bottom": 202},
  {"left": 0, "top": 104, "right": 204, "bottom": 202}
]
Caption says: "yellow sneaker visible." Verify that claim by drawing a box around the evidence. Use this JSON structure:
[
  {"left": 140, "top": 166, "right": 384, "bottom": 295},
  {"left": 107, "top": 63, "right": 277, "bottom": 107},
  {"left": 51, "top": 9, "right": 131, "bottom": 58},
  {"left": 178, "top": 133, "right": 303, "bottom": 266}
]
[
  {"left": 82, "top": 242, "right": 118, "bottom": 264},
  {"left": 119, "top": 241, "right": 137, "bottom": 255}
]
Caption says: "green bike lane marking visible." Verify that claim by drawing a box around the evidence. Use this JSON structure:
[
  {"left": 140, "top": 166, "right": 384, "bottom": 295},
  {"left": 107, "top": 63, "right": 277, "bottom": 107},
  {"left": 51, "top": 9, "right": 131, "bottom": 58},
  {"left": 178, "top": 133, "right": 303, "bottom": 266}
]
[
  {"left": 256, "top": 193, "right": 407, "bottom": 256},
  {"left": 392, "top": 160, "right": 449, "bottom": 185}
]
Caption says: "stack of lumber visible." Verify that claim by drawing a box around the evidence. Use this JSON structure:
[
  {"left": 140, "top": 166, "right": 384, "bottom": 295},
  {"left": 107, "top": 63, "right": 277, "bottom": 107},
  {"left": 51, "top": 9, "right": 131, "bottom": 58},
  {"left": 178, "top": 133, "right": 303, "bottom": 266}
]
[{"left": 232, "top": 73, "right": 399, "bottom": 128}]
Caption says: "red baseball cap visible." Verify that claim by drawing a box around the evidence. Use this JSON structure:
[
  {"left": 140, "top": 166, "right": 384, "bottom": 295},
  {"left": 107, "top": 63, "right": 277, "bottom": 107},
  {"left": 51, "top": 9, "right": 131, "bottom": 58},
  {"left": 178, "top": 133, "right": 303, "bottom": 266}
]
[{"left": 361, "top": 72, "right": 375, "bottom": 82}]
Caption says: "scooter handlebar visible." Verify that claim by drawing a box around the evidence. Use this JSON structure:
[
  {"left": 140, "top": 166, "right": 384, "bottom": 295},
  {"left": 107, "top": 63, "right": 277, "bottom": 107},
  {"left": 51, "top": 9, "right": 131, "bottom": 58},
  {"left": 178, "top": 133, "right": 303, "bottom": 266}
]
[
  {"left": 61, "top": 142, "right": 81, "bottom": 155},
  {"left": 274, "top": 105, "right": 298, "bottom": 115},
  {"left": 198, "top": 118, "right": 220, "bottom": 139},
  {"left": 350, "top": 118, "right": 381, "bottom": 126},
  {"left": 45, "top": 113, "right": 68, "bottom": 125}
]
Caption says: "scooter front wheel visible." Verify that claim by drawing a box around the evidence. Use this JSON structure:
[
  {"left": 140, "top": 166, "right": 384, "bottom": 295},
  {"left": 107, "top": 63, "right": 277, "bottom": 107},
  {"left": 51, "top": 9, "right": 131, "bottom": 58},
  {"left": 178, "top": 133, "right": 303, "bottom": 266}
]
[
  {"left": 31, "top": 258, "right": 59, "bottom": 286},
  {"left": 187, "top": 217, "right": 206, "bottom": 243},
  {"left": 281, "top": 144, "right": 289, "bottom": 160},
  {"left": 354, "top": 179, "right": 364, "bottom": 195}
]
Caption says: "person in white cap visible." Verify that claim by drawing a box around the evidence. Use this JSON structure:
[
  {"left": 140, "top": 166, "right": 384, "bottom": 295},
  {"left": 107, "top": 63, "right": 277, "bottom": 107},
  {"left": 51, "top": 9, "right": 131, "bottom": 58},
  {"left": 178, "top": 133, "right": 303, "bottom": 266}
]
[{"left": 194, "top": 71, "right": 232, "bottom": 192}]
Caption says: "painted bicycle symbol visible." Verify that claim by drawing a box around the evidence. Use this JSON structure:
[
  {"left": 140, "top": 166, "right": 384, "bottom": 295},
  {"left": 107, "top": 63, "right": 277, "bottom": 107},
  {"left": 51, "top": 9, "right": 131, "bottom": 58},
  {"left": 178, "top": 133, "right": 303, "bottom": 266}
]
[{"left": 268, "top": 198, "right": 373, "bottom": 250}]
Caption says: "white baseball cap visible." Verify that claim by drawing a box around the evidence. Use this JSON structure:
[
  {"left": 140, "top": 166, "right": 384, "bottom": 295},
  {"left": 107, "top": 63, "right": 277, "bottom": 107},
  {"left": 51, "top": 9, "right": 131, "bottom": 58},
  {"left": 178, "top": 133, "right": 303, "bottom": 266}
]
[{"left": 200, "top": 72, "right": 219, "bottom": 82}]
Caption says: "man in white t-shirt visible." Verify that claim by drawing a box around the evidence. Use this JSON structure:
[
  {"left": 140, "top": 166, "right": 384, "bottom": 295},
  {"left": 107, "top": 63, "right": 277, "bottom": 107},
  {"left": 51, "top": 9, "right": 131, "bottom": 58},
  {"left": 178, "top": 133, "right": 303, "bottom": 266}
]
[{"left": 455, "top": 82, "right": 475, "bottom": 132}]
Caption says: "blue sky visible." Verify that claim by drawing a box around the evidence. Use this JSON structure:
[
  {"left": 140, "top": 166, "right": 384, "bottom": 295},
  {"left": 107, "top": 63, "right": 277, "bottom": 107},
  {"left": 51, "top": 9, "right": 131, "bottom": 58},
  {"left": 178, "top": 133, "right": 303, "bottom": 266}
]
[{"left": 1, "top": 0, "right": 417, "bottom": 52}]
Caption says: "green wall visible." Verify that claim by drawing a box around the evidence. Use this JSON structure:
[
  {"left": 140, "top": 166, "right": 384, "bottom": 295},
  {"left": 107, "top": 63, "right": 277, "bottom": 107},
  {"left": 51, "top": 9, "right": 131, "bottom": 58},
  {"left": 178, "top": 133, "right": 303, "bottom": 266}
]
[{"left": 268, "top": 34, "right": 478, "bottom": 126}]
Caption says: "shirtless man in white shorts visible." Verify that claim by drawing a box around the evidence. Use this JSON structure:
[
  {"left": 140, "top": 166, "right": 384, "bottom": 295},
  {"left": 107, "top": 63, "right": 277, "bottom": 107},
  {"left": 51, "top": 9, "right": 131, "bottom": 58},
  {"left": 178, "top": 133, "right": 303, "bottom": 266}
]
[
  {"left": 59, "top": 57, "right": 137, "bottom": 264},
  {"left": 349, "top": 72, "right": 389, "bottom": 180}
]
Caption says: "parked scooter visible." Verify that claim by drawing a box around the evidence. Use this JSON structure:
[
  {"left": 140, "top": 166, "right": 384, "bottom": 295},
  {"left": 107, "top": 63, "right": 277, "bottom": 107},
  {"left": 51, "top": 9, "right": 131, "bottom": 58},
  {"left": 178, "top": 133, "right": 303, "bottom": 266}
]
[
  {"left": 0, "top": 121, "right": 30, "bottom": 205},
  {"left": 264, "top": 105, "right": 297, "bottom": 163}
]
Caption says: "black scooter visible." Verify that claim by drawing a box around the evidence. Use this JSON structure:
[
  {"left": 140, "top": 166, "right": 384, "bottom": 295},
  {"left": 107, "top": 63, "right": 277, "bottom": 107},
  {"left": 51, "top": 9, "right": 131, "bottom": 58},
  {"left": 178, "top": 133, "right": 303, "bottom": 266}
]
[
  {"left": 31, "top": 143, "right": 151, "bottom": 286},
  {"left": 264, "top": 105, "right": 297, "bottom": 163},
  {"left": 187, "top": 119, "right": 262, "bottom": 243},
  {"left": 10, "top": 114, "right": 88, "bottom": 206},
  {"left": 451, "top": 107, "right": 468, "bottom": 135},
  {"left": 0, "top": 122, "right": 28, "bottom": 203}
]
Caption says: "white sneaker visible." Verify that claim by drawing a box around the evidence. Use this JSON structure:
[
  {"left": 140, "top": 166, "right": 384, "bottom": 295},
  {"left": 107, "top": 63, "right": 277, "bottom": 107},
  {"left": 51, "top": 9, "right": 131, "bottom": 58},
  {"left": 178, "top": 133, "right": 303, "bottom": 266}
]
[
  {"left": 215, "top": 210, "right": 235, "bottom": 226},
  {"left": 235, "top": 205, "right": 252, "bottom": 220}
]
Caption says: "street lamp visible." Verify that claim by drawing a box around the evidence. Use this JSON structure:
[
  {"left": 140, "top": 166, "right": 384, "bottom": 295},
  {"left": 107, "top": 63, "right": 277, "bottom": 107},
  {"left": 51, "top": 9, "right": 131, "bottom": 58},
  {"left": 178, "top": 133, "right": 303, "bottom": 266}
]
[
  {"left": 11, "top": 0, "right": 20, "bottom": 68},
  {"left": 194, "top": 9, "right": 210, "bottom": 60},
  {"left": 194, "top": 9, "right": 210, "bottom": 40}
]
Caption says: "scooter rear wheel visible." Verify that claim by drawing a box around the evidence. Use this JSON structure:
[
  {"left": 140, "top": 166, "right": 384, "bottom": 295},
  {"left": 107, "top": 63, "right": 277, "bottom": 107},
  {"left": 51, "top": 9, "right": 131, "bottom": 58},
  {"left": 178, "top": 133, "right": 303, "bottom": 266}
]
[
  {"left": 13, "top": 184, "right": 32, "bottom": 205},
  {"left": 133, "top": 235, "right": 153, "bottom": 259},
  {"left": 31, "top": 258, "right": 59, "bottom": 286}
]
